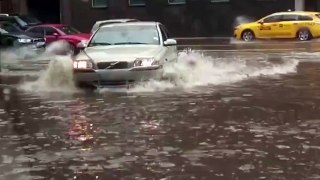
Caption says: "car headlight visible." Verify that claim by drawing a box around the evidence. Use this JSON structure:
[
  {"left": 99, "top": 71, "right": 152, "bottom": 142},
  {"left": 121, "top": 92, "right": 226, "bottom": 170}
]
[
  {"left": 133, "top": 58, "right": 159, "bottom": 67},
  {"left": 73, "top": 60, "right": 93, "bottom": 69},
  {"left": 18, "top": 39, "right": 32, "bottom": 43}
]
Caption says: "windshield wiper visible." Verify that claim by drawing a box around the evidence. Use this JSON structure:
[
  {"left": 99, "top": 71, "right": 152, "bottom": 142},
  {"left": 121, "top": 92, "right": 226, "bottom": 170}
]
[
  {"left": 114, "top": 42, "right": 147, "bottom": 45},
  {"left": 89, "top": 42, "right": 111, "bottom": 46}
]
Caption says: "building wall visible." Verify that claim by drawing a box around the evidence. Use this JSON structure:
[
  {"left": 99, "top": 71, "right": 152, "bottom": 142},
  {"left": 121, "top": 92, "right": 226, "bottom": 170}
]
[{"left": 68, "top": 0, "right": 294, "bottom": 37}]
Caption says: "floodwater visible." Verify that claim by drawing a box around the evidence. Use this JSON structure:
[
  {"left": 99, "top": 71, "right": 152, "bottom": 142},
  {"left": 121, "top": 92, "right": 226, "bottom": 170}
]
[{"left": 1, "top": 41, "right": 320, "bottom": 180}]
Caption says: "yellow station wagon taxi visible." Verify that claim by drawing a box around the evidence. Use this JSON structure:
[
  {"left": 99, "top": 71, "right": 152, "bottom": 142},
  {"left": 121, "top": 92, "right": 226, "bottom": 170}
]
[{"left": 234, "top": 11, "right": 320, "bottom": 41}]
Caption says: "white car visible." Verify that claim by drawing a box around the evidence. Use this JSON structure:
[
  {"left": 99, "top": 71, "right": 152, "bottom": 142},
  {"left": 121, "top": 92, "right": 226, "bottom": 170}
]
[
  {"left": 90, "top": 19, "right": 139, "bottom": 34},
  {"left": 73, "top": 21, "right": 178, "bottom": 88}
]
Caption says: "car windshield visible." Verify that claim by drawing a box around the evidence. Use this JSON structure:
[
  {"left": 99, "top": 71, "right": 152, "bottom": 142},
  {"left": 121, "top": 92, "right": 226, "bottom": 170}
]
[
  {"left": 88, "top": 24, "right": 160, "bottom": 46},
  {"left": 18, "top": 15, "right": 41, "bottom": 25},
  {"left": 0, "top": 22, "right": 22, "bottom": 33},
  {"left": 58, "top": 26, "right": 81, "bottom": 35},
  {"left": 0, "top": 28, "right": 8, "bottom": 33}
]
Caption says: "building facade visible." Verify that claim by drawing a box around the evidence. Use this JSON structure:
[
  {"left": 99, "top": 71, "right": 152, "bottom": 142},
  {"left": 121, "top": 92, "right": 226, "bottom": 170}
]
[{"left": 1, "top": 0, "right": 320, "bottom": 37}]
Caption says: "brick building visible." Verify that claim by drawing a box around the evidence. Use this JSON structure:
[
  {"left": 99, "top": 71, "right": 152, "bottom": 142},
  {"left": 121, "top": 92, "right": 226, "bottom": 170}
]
[{"left": 0, "top": 0, "right": 320, "bottom": 37}]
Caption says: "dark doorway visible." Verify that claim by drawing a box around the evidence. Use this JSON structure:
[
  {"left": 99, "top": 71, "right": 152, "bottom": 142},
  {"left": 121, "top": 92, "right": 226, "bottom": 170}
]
[
  {"left": 27, "top": 0, "right": 60, "bottom": 23},
  {"left": 304, "top": 0, "right": 317, "bottom": 11}
]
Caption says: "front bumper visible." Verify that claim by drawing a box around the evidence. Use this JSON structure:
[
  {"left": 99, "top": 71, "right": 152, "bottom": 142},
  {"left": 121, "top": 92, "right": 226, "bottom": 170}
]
[{"left": 74, "top": 66, "right": 163, "bottom": 87}]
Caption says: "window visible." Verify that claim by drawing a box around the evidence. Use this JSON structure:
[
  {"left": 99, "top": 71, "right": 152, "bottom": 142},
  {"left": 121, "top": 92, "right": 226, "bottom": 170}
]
[
  {"left": 129, "top": 0, "right": 146, "bottom": 6},
  {"left": 57, "top": 26, "right": 80, "bottom": 35},
  {"left": 89, "top": 25, "right": 160, "bottom": 46},
  {"left": 44, "top": 27, "right": 58, "bottom": 36},
  {"left": 0, "top": 22, "right": 22, "bottom": 33},
  {"left": 160, "top": 24, "right": 171, "bottom": 39},
  {"left": 298, "top": 15, "right": 313, "bottom": 21},
  {"left": 281, "top": 15, "right": 298, "bottom": 21},
  {"left": 168, "top": 0, "right": 186, "bottom": 5},
  {"left": 159, "top": 26, "right": 168, "bottom": 41},
  {"left": 28, "top": 27, "right": 45, "bottom": 35},
  {"left": 92, "top": 0, "right": 108, "bottom": 8},
  {"left": 263, "top": 15, "right": 282, "bottom": 23}
]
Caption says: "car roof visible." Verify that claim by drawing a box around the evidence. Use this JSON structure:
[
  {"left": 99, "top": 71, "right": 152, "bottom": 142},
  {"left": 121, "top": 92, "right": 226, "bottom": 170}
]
[
  {"left": 100, "top": 21, "right": 159, "bottom": 28},
  {"left": 96, "top": 19, "right": 138, "bottom": 24},
  {"left": 272, "top": 11, "right": 320, "bottom": 16},
  {"left": 42, "top": 24, "right": 64, "bottom": 27}
]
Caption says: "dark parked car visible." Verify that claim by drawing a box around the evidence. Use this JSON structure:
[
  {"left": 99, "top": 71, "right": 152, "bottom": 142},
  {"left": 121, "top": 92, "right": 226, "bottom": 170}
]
[
  {"left": 0, "top": 14, "right": 42, "bottom": 30},
  {"left": 0, "top": 21, "right": 46, "bottom": 58}
]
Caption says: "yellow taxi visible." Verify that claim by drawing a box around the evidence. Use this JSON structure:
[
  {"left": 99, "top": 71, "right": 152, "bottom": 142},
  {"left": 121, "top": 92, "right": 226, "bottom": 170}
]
[{"left": 234, "top": 11, "right": 320, "bottom": 41}]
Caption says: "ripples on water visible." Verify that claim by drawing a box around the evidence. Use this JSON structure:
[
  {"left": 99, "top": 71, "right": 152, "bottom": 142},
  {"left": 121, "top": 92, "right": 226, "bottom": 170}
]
[{"left": 2, "top": 45, "right": 320, "bottom": 179}]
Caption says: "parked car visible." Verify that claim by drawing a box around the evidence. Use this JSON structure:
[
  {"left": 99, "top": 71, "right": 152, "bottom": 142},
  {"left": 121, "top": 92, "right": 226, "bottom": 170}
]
[
  {"left": 0, "top": 21, "right": 46, "bottom": 60},
  {"left": 234, "top": 11, "right": 320, "bottom": 41},
  {"left": 0, "top": 14, "right": 42, "bottom": 30},
  {"left": 73, "top": 21, "right": 178, "bottom": 88},
  {"left": 26, "top": 24, "right": 91, "bottom": 54},
  {"left": 90, "top": 19, "right": 139, "bottom": 34},
  {"left": 0, "top": 21, "right": 45, "bottom": 49}
]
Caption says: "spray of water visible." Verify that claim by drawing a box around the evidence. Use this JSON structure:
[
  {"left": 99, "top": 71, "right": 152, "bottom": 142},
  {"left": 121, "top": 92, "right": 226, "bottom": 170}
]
[
  {"left": 3, "top": 43, "right": 298, "bottom": 94},
  {"left": 18, "top": 55, "right": 77, "bottom": 93},
  {"left": 127, "top": 49, "right": 299, "bottom": 92},
  {"left": 0, "top": 41, "right": 79, "bottom": 93},
  {"left": 232, "top": 15, "right": 255, "bottom": 28}
]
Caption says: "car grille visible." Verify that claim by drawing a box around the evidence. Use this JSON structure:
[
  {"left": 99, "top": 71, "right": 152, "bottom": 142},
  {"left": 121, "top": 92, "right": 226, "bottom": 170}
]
[
  {"left": 32, "top": 38, "right": 45, "bottom": 43},
  {"left": 97, "top": 61, "right": 129, "bottom": 69}
]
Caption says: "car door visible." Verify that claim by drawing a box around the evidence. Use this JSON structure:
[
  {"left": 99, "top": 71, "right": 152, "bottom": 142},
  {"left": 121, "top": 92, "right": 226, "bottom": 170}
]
[
  {"left": 277, "top": 14, "right": 298, "bottom": 38},
  {"left": 44, "top": 27, "right": 60, "bottom": 44},
  {"left": 258, "top": 15, "right": 282, "bottom": 38},
  {"left": 159, "top": 24, "right": 177, "bottom": 62}
]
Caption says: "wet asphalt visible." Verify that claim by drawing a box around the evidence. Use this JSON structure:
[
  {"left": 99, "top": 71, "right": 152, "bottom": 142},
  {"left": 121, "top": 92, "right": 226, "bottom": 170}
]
[{"left": 1, "top": 39, "right": 320, "bottom": 180}]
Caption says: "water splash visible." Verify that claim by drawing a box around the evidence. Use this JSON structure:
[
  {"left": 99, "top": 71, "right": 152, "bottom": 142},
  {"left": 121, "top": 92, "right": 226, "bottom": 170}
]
[
  {"left": 127, "top": 49, "right": 299, "bottom": 92},
  {"left": 18, "top": 55, "right": 77, "bottom": 93},
  {"left": 232, "top": 15, "right": 255, "bottom": 28}
]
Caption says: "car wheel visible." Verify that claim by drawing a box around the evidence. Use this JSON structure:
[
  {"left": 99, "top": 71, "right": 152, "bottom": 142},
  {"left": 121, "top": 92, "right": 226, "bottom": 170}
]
[
  {"left": 241, "top": 30, "right": 255, "bottom": 42},
  {"left": 297, "top": 29, "right": 312, "bottom": 41}
]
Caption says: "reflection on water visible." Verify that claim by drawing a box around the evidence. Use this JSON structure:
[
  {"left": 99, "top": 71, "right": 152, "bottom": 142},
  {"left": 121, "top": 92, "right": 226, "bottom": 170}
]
[{"left": 2, "top": 51, "right": 320, "bottom": 179}]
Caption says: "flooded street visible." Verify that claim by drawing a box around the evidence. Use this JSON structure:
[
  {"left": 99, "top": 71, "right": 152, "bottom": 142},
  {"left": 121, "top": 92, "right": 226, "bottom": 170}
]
[{"left": 2, "top": 42, "right": 320, "bottom": 180}]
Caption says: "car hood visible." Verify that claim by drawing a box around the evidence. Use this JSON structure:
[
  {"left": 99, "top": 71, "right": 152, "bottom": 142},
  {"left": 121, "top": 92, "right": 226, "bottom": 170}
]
[
  {"left": 9, "top": 31, "right": 43, "bottom": 39},
  {"left": 79, "top": 45, "right": 164, "bottom": 62},
  {"left": 63, "top": 33, "right": 91, "bottom": 40},
  {"left": 236, "top": 22, "right": 257, "bottom": 29}
]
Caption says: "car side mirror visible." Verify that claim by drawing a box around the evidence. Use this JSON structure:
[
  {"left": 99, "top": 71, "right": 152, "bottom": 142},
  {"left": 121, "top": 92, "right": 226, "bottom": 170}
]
[
  {"left": 53, "top": 32, "right": 59, "bottom": 37},
  {"left": 164, "top": 39, "right": 177, "bottom": 46},
  {"left": 77, "top": 40, "right": 88, "bottom": 50},
  {"left": 258, "top": 21, "right": 264, "bottom": 24}
]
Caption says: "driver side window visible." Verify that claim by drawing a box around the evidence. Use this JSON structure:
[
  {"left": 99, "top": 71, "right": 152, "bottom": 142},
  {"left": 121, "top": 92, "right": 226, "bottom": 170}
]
[
  {"left": 44, "top": 27, "right": 58, "bottom": 36},
  {"left": 159, "top": 25, "right": 168, "bottom": 41},
  {"left": 29, "top": 27, "right": 44, "bottom": 35},
  {"left": 263, "top": 15, "right": 282, "bottom": 23}
]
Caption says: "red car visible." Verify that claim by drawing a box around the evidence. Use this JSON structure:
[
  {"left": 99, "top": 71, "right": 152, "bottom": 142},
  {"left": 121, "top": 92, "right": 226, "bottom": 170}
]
[{"left": 26, "top": 24, "right": 91, "bottom": 54}]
